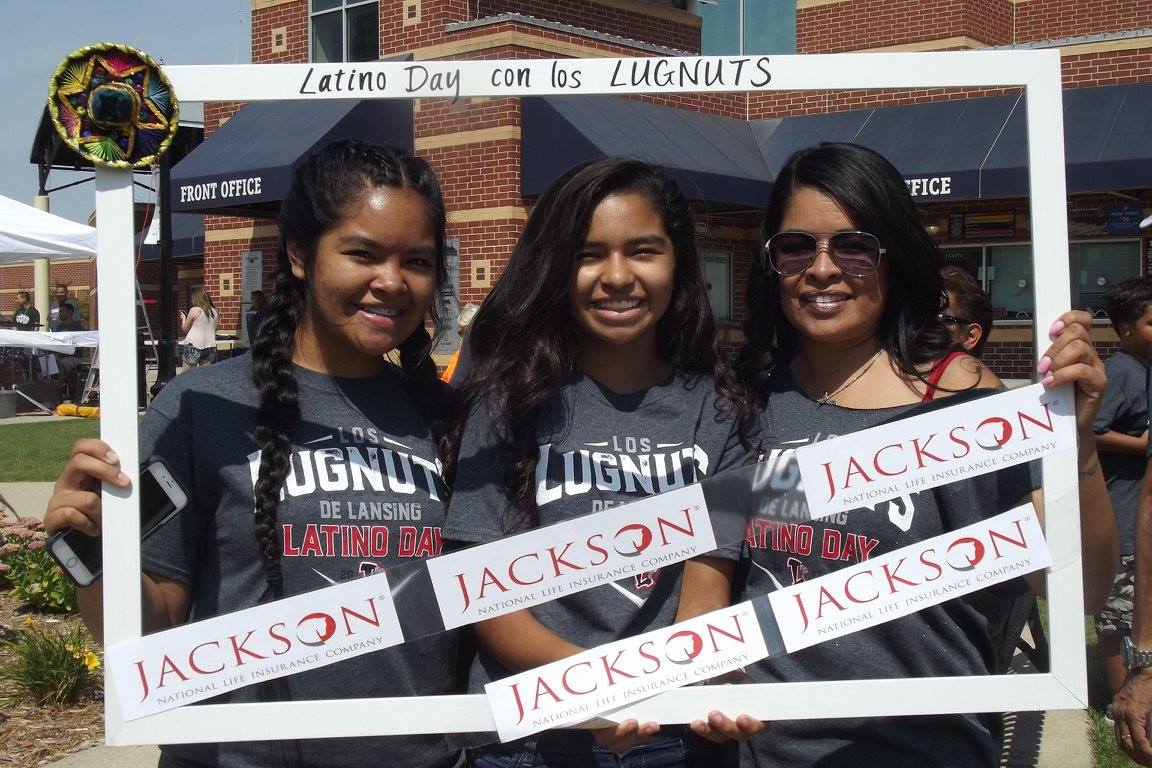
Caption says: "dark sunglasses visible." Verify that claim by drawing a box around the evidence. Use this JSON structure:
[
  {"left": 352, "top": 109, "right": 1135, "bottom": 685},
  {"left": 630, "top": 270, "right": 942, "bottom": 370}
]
[
  {"left": 765, "top": 231, "right": 885, "bottom": 277},
  {"left": 938, "top": 313, "right": 972, "bottom": 326}
]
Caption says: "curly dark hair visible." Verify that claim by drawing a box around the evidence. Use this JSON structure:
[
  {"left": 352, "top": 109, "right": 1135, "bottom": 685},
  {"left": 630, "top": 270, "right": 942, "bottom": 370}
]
[
  {"left": 250, "top": 139, "right": 450, "bottom": 601},
  {"left": 450, "top": 158, "right": 756, "bottom": 531},
  {"left": 736, "top": 142, "right": 956, "bottom": 402}
]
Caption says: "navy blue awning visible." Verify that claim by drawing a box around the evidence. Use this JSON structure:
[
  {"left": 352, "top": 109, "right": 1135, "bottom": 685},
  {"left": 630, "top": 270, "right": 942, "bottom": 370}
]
[
  {"left": 522, "top": 96, "right": 771, "bottom": 206},
  {"left": 170, "top": 99, "right": 413, "bottom": 216},
  {"left": 750, "top": 94, "right": 1025, "bottom": 202},
  {"left": 138, "top": 213, "right": 204, "bottom": 262},
  {"left": 973, "top": 81, "right": 1152, "bottom": 198},
  {"left": 523, "top": 82, "right": 1152, "bottom": 206}
]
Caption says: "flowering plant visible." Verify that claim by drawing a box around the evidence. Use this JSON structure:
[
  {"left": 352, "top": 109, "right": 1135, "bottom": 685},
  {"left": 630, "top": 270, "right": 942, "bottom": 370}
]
[
  {"left": 1, "top": 618, "right": 102, "bottom": 704},
  {"left": 0, "top": 518, "right": 76, "bottom": 612}
]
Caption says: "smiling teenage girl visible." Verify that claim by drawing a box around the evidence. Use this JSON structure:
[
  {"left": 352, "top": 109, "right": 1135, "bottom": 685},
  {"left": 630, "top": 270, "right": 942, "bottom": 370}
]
[
  {"left": 445, "top": 159, "right": 762, "bottom": 768},
  {"left": 44, "top": 140, "right": 462, "bottom": 768}
]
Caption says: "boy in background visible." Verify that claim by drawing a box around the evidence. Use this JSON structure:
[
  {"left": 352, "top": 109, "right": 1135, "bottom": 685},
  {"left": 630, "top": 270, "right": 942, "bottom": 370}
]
[{"left": 1096, "top": 276, "right": 1152, "bottom": 707}]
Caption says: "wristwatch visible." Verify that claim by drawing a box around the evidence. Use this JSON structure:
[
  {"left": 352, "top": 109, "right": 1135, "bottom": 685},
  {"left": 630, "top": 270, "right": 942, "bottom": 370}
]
[{"left": 1123, "top": 636, "right": 1152, "bottom": 671}]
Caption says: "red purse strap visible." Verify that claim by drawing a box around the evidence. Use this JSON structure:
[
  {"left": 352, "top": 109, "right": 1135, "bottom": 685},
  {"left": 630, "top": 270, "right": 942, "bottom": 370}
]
[{"left": 922, "top": 350, "right": 968, "bottom": 401}]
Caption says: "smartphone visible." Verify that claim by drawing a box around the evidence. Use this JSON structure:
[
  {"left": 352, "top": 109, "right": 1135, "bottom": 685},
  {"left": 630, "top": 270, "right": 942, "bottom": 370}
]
[{"left": 49, "top": 456, "right": 189, "bottom": 588}]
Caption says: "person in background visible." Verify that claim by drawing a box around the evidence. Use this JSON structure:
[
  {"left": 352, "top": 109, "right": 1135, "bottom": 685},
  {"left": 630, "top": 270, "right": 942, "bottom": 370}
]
[
  {"left": 179, "top": 287, "right": 219, "bottom": 370},
  {"left": 244, "top": 289, "right": 267, "bottom": 348},
  {"left": 441, "top": 302, "right": 478, "bottom": 383},
  {"left": 1112, "top": 363, "right": 1152, "bottom": 765},
  {"left": 940, "top": 266, "right": 993, "bottom": 356},
  {"left": 11, "top": 290, "right": 39, "bottom": 330},
  {"left": 50, "top": 282, "right": 72, "bottom": 327},
  {"left": 1095, "top": 277, "right": 1152, "bottom": 717},
  {"left": 1112, "top": 217, "right": 1152, "bottom": 765},
  {"left": 50, "top": 302, "right": 82, "bottom": 333},
  {"left": 49, "top": 302, "right": 84, "bottom": 399}
]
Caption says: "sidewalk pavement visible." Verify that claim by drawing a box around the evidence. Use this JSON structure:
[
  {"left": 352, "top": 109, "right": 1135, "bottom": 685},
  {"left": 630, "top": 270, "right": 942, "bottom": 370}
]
[
  {"left": 0, "top": 480, "right": 53, "bottom": 521},
  {"left": 44, "top": 746, "right": 160, "bottom": 768},
  {"left": 3, "top": 478, "right": 1094, "bottom": 767}
]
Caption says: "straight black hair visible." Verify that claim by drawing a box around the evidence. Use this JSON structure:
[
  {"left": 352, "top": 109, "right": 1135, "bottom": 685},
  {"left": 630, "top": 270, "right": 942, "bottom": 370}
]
[{"left": 737, "top": 142, "right": 954, "bottom": 400}]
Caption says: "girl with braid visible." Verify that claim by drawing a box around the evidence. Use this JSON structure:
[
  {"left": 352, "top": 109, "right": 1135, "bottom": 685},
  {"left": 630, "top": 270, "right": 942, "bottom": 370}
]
[
  {"left": 444, "top": 159, "right": 765, "bottom": 768},
  {"left": 45, "top": 140, "right": 462, "bottom": 768}
]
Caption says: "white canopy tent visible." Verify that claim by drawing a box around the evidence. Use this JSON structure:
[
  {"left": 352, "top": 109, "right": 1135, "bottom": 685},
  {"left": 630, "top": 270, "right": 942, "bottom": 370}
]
[
  {"left": 0, "top": 193, "right": 97, "bottom": 334},
  {"left": 0, "top": 194, "right": 96, "bottom": 263}
]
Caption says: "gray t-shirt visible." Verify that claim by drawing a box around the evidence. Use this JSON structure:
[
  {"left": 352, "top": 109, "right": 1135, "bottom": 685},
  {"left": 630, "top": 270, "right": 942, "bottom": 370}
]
[
  {"left": 1093, "top": 349, "right": 1148, "bottom": 554},
  {"left": 444, "top": 372, "right": 753, "bottom": 692},
  {"left": 739, "top": 379, "right": 1038, "bottom": 768},
  {"left": 141, "top": 355, "right": 460, "bottom": 768}
]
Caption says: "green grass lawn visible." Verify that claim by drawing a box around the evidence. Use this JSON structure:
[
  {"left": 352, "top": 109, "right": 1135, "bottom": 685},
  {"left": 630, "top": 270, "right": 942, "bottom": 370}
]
[{"left": 0, "top": 419, "right": 100, "bottom": 482}]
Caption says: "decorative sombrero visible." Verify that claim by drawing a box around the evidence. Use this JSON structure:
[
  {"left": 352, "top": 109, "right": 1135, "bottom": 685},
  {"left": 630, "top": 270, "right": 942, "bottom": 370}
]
[{"left": 48, "top": 43, "right": 179, "bottom": 169}]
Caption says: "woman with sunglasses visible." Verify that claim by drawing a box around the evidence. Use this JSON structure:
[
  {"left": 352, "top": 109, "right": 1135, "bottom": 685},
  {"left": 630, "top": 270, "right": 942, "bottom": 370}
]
[{"left": 730, "top": 142, "right": 1117, "bottom": 767}]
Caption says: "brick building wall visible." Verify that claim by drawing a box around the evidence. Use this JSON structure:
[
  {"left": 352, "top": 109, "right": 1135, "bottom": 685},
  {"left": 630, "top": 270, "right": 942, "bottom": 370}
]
[
  {"left": 178, "top": 0, "right": 1152, "bottom": 377},
  {"left": 1012, "top": 0, "right": 1152, "bottom": 43}
]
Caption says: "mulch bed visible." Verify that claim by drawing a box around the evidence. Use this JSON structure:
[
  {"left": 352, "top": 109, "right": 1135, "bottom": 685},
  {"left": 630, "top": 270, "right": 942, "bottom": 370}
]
[{"left": 0, "top": 588, "right": 103, "bottom": 768}]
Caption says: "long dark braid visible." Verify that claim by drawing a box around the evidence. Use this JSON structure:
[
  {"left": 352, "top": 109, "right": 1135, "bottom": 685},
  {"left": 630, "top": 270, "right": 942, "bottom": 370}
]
[
  {"left": 250, "top": 139, "right": 451, "bottom": 601},
  {"left": 250, "top": 263, "right": 305, "bottom": 599}
]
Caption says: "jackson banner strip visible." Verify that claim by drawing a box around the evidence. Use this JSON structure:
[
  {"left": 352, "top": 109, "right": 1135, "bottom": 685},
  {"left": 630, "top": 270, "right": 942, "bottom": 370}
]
[
  {"left": 767, "top": 503, "right": 1050, "bottom": 651},
  {"left": 487, "top": 504, "right": 1049, "bottom": 741},
  {"left": 794, "top": 383, "right": 1075, "bottom": 520},
  {"left": 110, "top": 572, "right": 403, "bottom": 722},
  {"left": 425, "top": 486, "right": 713, "bottom": 629},
  {"left": 485, "top": 600, "right": 773, "bottom": 743},
  {"left": 104, "top": 386, "right": 1065, "bottom": 721}
]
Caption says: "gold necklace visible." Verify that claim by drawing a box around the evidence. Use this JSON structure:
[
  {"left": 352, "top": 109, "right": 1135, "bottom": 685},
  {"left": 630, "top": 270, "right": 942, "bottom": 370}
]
[{"left": 803, "top": 349, "right": 884, "bottom": 406}]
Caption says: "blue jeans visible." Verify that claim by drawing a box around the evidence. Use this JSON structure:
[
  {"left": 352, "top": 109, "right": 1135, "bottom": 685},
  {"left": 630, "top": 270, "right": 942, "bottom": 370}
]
[{"left": 470, "top": 730, "right": 720, "bottom": 768}]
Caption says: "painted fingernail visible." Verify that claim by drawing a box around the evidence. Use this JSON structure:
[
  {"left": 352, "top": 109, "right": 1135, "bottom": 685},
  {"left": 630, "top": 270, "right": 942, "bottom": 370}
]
[
  {"left": 1042, "top": 374, "right": 1055, "bottom": 387},
  {"left": 1036, "top": 356, "right": 1052, "bottom": 374},
  {"left": 1049, "top": 320, "right": 1065, "bottom": 336},
  {"left": 106, "top": 450, "right": 119, "bottom": 464}
]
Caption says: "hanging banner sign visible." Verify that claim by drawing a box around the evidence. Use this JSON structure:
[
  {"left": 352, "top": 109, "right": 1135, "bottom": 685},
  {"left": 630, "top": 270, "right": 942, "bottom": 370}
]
[
  {"left": 105, "top": 386, "right": 1065, "bottom": 722},
  {"left": 793, "top": 383, "right": 1075, "bottom": 520},
  {"left": 486, "top": 504, "right": 1049, "bottom": 741}
]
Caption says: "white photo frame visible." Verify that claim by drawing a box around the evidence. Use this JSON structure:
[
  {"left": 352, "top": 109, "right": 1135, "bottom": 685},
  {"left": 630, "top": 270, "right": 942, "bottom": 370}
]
[{"left": 94, "top": 49, "right": 1082, "bottom": 745}]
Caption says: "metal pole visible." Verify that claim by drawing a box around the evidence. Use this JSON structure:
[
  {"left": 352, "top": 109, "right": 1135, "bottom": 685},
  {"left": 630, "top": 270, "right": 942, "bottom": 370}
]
[{"left": 150, "top": 155, "right": 177, "bottom": 396}]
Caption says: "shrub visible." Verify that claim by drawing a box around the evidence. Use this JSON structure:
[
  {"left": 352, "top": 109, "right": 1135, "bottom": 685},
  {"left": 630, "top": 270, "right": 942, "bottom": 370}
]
[
  {"left": 0, "top": 618, "right": 101, "bottom": 705},
  {"left": 0, "top": 518, "right": 77, "bottom": 613}
]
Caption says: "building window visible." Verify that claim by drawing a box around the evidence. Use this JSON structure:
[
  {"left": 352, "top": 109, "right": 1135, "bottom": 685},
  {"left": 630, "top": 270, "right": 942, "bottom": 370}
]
[
  {"left": 311, "top": 0, "right": 379, "bottom": 63},
  {"left": 701, "top": 250, "right": 732, "bottom": 321},
  {"left": 692, "top": 0, "right": 796, "bottom": 55},
  {"left": 985, "top": 244, "right": 1034, "bottom": 319},
  {"left": 943, "top": 239, "right": 1141, "bottom": 322},
  {"left": 1070, "top": 241, "right": 1142, "bottom": 317}
]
